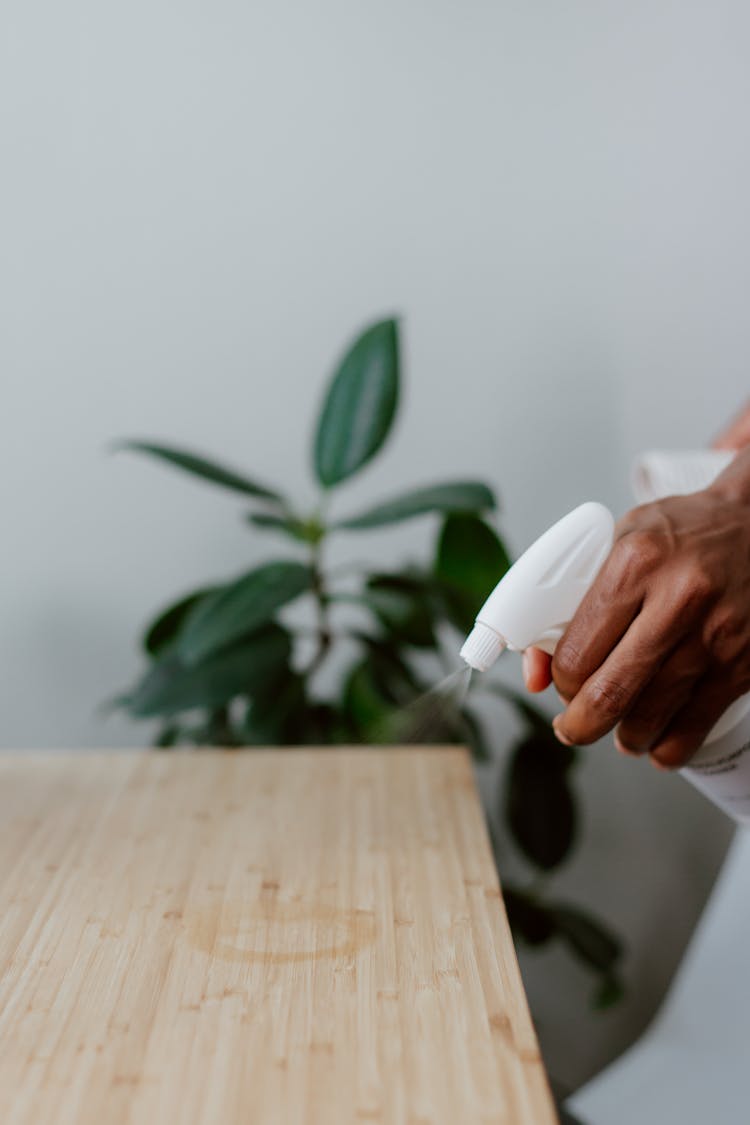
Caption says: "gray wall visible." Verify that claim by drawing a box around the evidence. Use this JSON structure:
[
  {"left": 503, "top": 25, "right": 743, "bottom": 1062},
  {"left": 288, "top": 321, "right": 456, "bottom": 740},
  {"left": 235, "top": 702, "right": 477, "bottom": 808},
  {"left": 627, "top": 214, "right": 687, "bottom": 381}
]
[{"left": 1, "top": 0, "right": 746, "bottom": 1090}]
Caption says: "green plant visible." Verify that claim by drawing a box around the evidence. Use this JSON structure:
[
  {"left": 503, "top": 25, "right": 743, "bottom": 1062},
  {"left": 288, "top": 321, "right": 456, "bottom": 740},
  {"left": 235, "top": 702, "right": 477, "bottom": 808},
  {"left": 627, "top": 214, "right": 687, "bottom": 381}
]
[{"left": 114, "top": 317, "right": 624, "bottom": 1006}]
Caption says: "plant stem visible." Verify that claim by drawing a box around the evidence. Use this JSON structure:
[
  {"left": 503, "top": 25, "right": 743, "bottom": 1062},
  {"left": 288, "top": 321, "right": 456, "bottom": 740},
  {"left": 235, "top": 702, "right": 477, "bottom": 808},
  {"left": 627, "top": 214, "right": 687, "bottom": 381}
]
[
  {"left": 308, "top": 536, "right": 333, "bottom": 676},
  {"left": 326, "top": 560, "right": 368, "bottom": 578},
  {"left": 203, "top": 705, "right": 238, "bottom": 748}
]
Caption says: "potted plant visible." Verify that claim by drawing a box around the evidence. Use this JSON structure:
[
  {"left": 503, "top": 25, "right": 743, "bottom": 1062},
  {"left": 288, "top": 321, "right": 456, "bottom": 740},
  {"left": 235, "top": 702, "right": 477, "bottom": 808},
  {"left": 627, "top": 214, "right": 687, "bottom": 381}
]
[{"left": 114, "top": 317, "right": 623, "bottom": 1008}]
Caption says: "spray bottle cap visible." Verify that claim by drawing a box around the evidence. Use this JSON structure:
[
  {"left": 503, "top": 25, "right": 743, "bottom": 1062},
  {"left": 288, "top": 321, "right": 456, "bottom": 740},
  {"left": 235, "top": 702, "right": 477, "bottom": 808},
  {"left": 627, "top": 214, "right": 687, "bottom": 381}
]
[
  {"left": 460, "top": 622, "right": 506, "bottom": 671},
  {"left": 459, "top": 501, "right": 616, "bottom": 674}
]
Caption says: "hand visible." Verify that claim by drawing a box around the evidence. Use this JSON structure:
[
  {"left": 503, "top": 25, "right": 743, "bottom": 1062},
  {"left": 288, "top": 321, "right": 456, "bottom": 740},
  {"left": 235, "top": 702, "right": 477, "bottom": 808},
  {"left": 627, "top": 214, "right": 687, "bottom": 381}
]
[
  {"left": 713, "top": 400, "right": 750, "bottom": 450},
  {"left": 523, "top": 449, "right": 750, "bottom": 768}
]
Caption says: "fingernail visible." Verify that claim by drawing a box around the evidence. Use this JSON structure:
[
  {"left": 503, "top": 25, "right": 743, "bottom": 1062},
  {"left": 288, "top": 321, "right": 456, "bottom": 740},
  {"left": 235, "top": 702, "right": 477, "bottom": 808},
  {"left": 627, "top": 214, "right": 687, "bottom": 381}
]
[{"left": 553, "top": 720, "right": 573, "bottom": 747}]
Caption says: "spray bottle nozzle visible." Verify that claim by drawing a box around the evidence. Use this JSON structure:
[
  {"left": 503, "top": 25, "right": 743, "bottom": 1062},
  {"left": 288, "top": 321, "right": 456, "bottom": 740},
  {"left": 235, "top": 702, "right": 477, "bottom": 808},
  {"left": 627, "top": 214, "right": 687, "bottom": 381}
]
[
  {"left": 460, "top": 622, "right": 507, "bottom": 671},
  {"left": 459, "top": 502, "right": 616, "bottom": 675}
]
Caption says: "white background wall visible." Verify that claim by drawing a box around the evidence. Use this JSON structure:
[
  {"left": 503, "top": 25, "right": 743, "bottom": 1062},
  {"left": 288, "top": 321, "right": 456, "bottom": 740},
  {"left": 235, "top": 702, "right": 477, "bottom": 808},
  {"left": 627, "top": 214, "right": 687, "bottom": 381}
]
[{"left": 2, "top": 0, "right": 748, "bottom": 1091}]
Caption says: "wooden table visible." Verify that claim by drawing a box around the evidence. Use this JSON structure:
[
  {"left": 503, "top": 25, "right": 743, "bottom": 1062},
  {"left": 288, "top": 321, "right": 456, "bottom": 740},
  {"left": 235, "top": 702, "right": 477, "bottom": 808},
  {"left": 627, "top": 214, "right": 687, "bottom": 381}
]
[{"left": 0, "top": 749, "right": 556, "bottom": 1124}]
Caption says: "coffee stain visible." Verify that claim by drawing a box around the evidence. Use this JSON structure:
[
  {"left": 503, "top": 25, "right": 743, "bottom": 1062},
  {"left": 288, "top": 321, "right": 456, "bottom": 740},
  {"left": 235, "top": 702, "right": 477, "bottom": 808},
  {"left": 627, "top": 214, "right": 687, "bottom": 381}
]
[{"left": 185, "top": 899, "right": 376, "bottom": 964}]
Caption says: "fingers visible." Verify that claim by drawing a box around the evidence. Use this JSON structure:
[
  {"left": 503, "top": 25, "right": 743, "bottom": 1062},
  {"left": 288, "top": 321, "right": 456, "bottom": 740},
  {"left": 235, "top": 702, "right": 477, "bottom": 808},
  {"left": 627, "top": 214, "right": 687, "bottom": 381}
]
[
  {"left": 615, "top": 641, "right": 710, "bottom": 755},
  {"left": 550, "top": 540, "right": 645, "bottom": 703},
  {"left": 522, "top": 647, "right": 552, "bottom": 692},
  {"left": 534, "top": 480, "right": 750, "bottom": 770},
  {"left": 552, "top": 601, "right": 687, "bottom": 746},
  {"left": 649, "top": 675, "right": 740, "bottom": 769}
]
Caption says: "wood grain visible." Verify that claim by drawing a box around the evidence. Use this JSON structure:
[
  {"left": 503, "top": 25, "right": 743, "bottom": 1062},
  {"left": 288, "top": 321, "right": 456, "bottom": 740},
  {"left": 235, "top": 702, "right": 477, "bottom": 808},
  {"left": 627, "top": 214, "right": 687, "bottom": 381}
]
[{"left": 0, "top": 749, "right": 555, "bottom": 1124}]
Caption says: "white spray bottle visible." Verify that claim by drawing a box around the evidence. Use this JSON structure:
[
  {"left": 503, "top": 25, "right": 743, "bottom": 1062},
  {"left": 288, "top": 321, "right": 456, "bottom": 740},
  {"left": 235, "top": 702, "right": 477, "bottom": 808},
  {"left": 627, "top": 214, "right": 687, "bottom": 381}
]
[{"left": 460, "top": 452, "right": 750, "bottom": 826}]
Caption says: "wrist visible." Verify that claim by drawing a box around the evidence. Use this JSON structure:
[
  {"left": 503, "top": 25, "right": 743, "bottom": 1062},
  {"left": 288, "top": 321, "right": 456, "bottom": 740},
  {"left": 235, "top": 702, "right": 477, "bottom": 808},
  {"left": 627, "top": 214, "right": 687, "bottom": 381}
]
[{"left": 708, "top": 447, "right": 750, "bottom": 506}]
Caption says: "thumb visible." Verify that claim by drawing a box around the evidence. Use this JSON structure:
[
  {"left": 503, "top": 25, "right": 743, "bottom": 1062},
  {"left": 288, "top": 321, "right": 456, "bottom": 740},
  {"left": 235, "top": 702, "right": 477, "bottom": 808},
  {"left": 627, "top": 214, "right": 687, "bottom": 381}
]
[{"left": 523, "top": 647, "right": 553, "bottom": 692}]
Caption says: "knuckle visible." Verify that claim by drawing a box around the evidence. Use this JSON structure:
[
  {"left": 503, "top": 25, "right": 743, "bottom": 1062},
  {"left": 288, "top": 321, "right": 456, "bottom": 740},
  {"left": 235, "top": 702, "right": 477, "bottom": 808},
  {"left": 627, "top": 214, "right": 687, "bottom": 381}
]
[
  {"left": 586, "top": 675, "right": 630, "bottom": 722},
  {"left": 551, "top": 641, "right": 586, "bottom": 689},
  {"left": 691, "top": 566, "right": 715, "bottom": 603},
  {"left": 618, "top": 530, "right": 664, "bottom": 573},
  {"left": 617, "top": 505, "right": 657, "bottom": 537},
  {"left": 618, "top": 505, "right": 641, "bottom": 530},
  {"left": 671, "top": 564, "right": 714, "bottom": 612},
  {"left": 704, "top": 607, "right": 747, "bottom": 667}
]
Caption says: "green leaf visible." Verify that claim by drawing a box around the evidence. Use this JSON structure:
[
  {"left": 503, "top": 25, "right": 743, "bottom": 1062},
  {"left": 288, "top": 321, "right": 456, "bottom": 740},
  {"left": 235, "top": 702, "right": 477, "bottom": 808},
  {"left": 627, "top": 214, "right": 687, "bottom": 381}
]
[
  {"left": 335, "top": 481, "right": 495, "bottom": 531},
  {"left": 241, "top": 672, "right": 308, "bottom": 745},
  {"left": 593, "top": 974, "right": 626, "bottom": 1010},
  {"left": 153, "top": 723, "right": 182, "bottom": 748},
  {"left": 364, "top": 573, "right": 436, "bottom": 648},
  {"left": 177, "top": 561, "right": 312, "bottom": 665},
  {"left": 142, "top": 588, "right": 217, "bottom": 656},
  {"left": 364, "top": 571, "right": 430, "bottom": 596},
  {"left": 313, "top": 318, "right": 400, "bottom": 488},
  {"left": 503, "top": 888, "right": 555, "bottom": 946},
  {"left": 343, "top": 661, "right": 394, "bottom": 740},
  {"left": 505, "top": 730, "right": 578, "bottom": 870},
  {"left": 123, "top": 624, "right": 292, "bottom": 718},
  {"left": 504, "top": 889, "right": 624, "bottom": 1004},
  {"left": 550, "top": 905, "right": 624, "bottom": 974},
  {"left": 181, "top": 706, "right": 240, "bottom": 748},
  {"left": 117, "top": 440, "right": 284, "bottom": 504},
  {"left": 359, "top": 636, "right": 425, "bottom": 703},
  {"left": 343, "top": 639, "right": 433, "bottom": 743},
  {"left": 296, "top": 703, "right": 352, "bottom": 746},
  {"left": 204, "top": 706, "right": 240, "bottom": 747},
  {"left": 247, "top": 512, "right": 323, "bottom": 544},
  {"left": 435, "top": 513, "right": 511, "bottom": 632},
  {"left": 359, "top": 653, "right": 470, "bottom": 746}
]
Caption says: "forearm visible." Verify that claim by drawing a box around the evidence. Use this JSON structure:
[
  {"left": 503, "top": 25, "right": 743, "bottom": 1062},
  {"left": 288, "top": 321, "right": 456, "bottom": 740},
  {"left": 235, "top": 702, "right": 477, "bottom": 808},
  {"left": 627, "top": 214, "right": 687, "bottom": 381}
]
[
  {"left": 709, "top": 446, "right": 750, "bottom": 506},
  {"left": 713, "top": 399, "right": 750, "bottom": 451}
]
